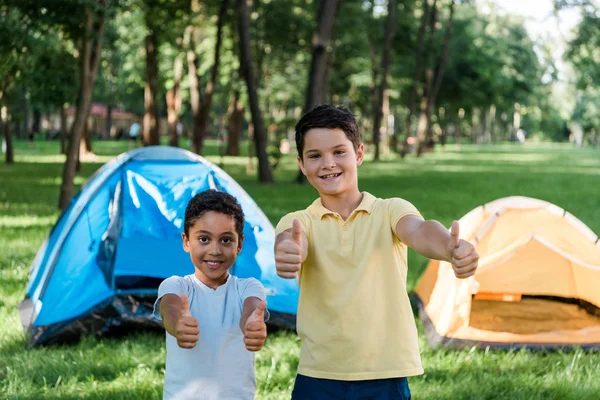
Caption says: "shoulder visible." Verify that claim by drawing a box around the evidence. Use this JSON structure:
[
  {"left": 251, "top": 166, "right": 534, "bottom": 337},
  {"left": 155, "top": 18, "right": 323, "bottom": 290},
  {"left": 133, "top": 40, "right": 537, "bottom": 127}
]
[
  {"left": 158, "top": 274, "right": 194, "bottom": 296},
  {"left": 376, "top": 197, "right": 420, "bottom": 214},
  {"left": 275, "top": 208, "right": 312, "bottom": 235},
  {"left": 233, "top": 276, "right": 266, "bottom": 300}
]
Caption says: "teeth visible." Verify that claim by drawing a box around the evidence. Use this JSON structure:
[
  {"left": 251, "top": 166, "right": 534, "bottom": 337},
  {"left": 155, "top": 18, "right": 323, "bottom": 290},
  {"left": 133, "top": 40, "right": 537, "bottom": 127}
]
[{"left": 322, "top": 173, "right": 340, "bottom": 178}]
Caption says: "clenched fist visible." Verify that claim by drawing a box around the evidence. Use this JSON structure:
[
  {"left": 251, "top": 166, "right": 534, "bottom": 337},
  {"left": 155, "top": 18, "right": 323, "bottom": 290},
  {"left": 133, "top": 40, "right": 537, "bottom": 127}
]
[
  {"left": 243, "top": 300, "right": 267, "bottom": 352},
  {"left": 447, "top": 221, "right": 479, "bottom": 279},
  {"left": 275, "top": 219, "right": 305, "bottom": 279},
  {"left": 175, "top": 293, "right": 200, "bottom": 349}
]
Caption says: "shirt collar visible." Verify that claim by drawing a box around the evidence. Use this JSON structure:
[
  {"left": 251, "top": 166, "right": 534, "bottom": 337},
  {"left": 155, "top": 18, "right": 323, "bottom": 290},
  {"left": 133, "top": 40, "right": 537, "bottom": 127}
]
[{"left": 308, "top": 192, "right": 376, "bottom": 219}]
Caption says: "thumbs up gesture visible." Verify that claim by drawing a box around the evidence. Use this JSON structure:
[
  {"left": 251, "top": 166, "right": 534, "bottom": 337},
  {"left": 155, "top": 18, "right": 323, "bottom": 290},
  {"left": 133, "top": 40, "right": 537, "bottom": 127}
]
[
  {"left": 175, "top": 293, "right": 200, "bottom": 349},
  {"left": 275, "top": 219, "right": 305, "bottom": 279},
  {"left": 243, "top": 300, "right": 267, "bottom": 352},
  {"left": 447, "top": 221, "right": 479, "bottom": 279}
]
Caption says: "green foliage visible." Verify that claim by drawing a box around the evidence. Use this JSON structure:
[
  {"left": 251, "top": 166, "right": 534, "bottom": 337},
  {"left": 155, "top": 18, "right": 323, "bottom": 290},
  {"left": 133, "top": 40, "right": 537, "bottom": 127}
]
[{"left": 1, "top": 141, "right": 600, "bottom": 399}]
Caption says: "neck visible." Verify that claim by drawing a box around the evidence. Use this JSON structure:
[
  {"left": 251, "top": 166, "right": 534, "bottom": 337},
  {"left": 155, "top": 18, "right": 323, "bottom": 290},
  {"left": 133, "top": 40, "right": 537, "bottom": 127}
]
[
  {"left": 319, "top": 189, "right": 363, "bottom": 220},
  {"left": 195, "top": 271, "right": 229, "bottom": 289}
]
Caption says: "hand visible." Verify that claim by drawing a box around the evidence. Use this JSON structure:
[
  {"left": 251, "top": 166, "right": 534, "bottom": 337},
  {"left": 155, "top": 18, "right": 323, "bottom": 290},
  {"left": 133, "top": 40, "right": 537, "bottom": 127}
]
[
  {"left": 175, "top": 293, "right": 200, "bottom": 349},
  {"left": 244, "top": 300, "right": 267, "bottom": 352},
  {"left": 447, "top": 221, "right": 479, "bottom": 279},
  {"left": 275, "top": 219, "right": 303, "bottom": 279}
]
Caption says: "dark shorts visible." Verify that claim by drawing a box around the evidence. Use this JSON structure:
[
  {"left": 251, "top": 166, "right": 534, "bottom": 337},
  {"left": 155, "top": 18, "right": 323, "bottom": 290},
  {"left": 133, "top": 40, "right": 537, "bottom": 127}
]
[{"left": 291, "top": 374, "right": 412, "bottom": 400}]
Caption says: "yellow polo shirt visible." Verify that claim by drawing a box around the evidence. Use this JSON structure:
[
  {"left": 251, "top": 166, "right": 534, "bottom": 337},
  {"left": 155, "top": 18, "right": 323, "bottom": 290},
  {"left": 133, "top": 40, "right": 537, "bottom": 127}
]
[{"left": 275, "top": 192, "right": 424, "bottom": 380}]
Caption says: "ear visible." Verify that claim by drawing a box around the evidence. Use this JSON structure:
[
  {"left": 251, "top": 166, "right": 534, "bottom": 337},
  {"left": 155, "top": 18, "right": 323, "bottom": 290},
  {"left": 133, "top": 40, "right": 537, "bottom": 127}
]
[
  {"left": 356, "top": 143, "right": 365, "bottom": 166},
  {"left": 297, "top": 156, "right": 307, "bottom": 176},
  {"left": 182, "top": 232, "right": 190, "bottom": 253},
  {"left": 237, "top": 234, "right": 244, "bottom": 254}
]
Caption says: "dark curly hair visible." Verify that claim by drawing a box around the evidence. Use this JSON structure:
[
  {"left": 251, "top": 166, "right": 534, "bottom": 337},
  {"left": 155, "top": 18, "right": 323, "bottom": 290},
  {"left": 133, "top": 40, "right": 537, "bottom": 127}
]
[
  {"left": 295, "top": 104, "right": 361, "bottom": 159},
  {"left": 184, "top": 189, "right": 244, "bottom": 238}
]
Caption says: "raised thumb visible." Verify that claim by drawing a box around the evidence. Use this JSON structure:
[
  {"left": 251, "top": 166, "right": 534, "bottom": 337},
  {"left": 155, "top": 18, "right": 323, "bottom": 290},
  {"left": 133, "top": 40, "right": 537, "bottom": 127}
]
[
  {"left": 250, "top": 300, "right": 267, "bottom": 323},
  {"left": 180, "top": 293, "right": 192, "bottom": 316},
  {"left": 292, "top": 219, "right": 302, "bottom": 245},
  {"left": 450, "top": 221, "right": 460, "bottom": 248}
]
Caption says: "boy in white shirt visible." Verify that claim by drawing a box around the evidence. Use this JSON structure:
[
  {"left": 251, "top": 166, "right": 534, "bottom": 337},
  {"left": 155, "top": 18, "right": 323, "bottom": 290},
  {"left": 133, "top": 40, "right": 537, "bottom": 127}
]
[{"left": 154, "top": 189, "right": 268, "bottom": 400}]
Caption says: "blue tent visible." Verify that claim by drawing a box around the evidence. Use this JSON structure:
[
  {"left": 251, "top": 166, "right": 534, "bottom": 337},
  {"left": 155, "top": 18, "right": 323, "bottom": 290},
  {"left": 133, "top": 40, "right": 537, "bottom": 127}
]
[{"left": 19, "top": 146, "right": 298, "bottom": 345}]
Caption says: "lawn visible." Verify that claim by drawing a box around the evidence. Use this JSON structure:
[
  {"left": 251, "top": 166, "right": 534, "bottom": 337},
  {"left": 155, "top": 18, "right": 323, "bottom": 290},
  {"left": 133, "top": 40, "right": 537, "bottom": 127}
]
[{"left": 1, "top": 139, "right": 599, "bottom": 400}]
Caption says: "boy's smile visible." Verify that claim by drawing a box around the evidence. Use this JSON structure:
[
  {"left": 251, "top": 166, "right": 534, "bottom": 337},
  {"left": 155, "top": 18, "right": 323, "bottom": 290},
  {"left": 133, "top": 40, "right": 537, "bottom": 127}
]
[
  {"left": 299, "top": 128, "right": 364, "bottom": 199},
  {"left": 182, "top": 211, "right": 243, "bottom": 289}
]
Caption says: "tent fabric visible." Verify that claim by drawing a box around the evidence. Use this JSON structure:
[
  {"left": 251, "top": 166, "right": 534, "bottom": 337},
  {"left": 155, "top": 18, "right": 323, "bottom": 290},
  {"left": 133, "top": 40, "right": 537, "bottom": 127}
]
[
  {"left": 19, "top": 146, "right": 298, "bottom": 346},
  {"left": 414, "top": 196, "right": 600, "bottom": 349}
]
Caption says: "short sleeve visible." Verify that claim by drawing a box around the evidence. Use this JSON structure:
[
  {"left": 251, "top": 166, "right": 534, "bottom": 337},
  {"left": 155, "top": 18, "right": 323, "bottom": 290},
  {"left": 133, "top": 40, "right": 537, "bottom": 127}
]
[
  {"left": 153, "top": 276, "right": 186, "bottom": 320},
  {"left": 388, "top": 198, "right": 422, "bottom": 233},
  {"left": 239, "top": 278, "right": 270, "bottom": 321},
  {"left": 239, "top": 277, "right": 266, "bottom": 301},
  {"left": 275, "top": 210, "right": 310, "bottom": 237}
]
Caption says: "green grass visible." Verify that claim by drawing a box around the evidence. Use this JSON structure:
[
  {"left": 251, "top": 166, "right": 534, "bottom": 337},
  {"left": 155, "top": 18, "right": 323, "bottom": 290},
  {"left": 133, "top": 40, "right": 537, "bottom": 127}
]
[{"left": 1, "top": 139, "right": 599, "bottom": 399}]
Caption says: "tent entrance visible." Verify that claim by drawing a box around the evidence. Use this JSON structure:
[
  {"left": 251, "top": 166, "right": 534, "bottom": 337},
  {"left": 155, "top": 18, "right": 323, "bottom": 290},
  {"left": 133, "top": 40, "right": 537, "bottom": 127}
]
[
  {"left": 115, "top": 276, "right": 164, "bottom": 291},
  {"left": 469, "top": 295, "right": 600, "bottom": 335}
]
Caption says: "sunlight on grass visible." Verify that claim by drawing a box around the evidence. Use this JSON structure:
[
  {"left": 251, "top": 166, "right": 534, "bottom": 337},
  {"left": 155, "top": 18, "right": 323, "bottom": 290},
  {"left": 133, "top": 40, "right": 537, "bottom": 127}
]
[{"left": 0, "top": 215, "right": 57, "bottom": 228}]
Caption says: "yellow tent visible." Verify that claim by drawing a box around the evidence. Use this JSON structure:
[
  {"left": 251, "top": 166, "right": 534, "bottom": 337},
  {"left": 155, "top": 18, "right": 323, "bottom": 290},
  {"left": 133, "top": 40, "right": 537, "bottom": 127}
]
[{"left": 414, "top": 196, "right": 600, "bottom": 349}]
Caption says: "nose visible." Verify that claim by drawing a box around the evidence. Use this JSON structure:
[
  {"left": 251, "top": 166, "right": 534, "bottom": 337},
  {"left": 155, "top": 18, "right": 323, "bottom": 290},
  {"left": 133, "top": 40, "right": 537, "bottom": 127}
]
[
  {"left": 322, "top": 153, "right": 336, "bottom": 169},
  {"left": 209, "top": 242, "right": 222, "bottom": 255}
]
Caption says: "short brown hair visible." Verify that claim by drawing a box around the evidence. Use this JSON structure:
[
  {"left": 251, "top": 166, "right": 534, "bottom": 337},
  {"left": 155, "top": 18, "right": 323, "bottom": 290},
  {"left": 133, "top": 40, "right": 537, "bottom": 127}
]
[{"left": 294, "top": 105, "right": 361, "bottom": 159}]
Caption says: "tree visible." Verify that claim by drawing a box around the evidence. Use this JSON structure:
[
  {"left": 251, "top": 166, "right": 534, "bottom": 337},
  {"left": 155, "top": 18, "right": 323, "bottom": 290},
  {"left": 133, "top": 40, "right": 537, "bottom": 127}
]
[
  {"left": 372, "top": 0, "right": 397, "bottom": 161},
  {"left": 304, "top": 0, "right": 339, "bottom": 112},
  {"left": 415, "top": 0, "right": 455, "bottom": 155},
  {"left": 58, "top": 0, "right": 109, "bottom": 209},
  {"left": 195, "top": 0, "right": 229, "bottom": 154},
  {"left": 295, "top": 0, "right": 339, "bottom": 182},
  {"left": 236, "top": 0, "right": 273, "bottom": 183}
]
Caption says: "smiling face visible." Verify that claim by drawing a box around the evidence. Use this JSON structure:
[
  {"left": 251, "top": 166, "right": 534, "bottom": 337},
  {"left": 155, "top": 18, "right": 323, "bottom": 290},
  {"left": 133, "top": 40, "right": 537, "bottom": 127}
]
[
  {"left": 182, "top": 211, "right": 243, "bottom": 289},
  {"left": 298, "top": 128, "right": 364, "bottom": 198}
]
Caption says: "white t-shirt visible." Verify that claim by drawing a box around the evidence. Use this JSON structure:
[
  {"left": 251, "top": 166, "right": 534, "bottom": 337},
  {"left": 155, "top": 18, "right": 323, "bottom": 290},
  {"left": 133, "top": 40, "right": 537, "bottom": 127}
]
[{"left": 153, "top": 274, "right": 266, "bottom": 400}]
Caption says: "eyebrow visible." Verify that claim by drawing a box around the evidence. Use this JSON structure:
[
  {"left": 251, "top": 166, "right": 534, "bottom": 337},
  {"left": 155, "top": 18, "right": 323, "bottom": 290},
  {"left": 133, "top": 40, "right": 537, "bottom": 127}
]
[
  {"left": 193, "top": 230, "right": 236, "bottom": 236},
  {"left": 305, "top": 144, "right": 348, "bottom": 154}
]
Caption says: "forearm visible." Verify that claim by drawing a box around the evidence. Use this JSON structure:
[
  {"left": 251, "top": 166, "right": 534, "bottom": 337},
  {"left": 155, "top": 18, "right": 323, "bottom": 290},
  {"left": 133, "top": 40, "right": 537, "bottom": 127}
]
[
  {"left": 160, "top": 295, "right": 182, "bottom": 336},
  {"left": 408, "top": 220, "right": 452, "bottom": 262},
  {"left": 239, "top": 297, "right": 261, "bottom": 333}
]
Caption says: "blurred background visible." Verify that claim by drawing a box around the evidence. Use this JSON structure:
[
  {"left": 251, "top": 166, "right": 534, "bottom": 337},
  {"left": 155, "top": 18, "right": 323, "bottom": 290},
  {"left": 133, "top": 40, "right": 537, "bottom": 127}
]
[{"left": 1, "top": 0, "right": 599, "bottom": 399}]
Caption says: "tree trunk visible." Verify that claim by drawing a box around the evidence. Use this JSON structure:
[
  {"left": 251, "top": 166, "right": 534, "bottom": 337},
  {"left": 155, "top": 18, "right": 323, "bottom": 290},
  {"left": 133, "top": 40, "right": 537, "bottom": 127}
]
[
  {"left": 21, "top": 87, "right": 29, "bottom": 140},
  {"left": 197, "top": 0, "right": 229, "bottom": 153},
  {"left": 226, "top": 89, "right": 243, "bottom": 156},
  {"left": 416, "top": 68, "right": 433, "bottom": 145},
  {"left": 488, "top": 104, "right": 496, "bottom": 143},
  {"left": 382, "top": 88, "right": 390, "bottom": 156},
  {"left": 427, "top": 0, "right": 455, "bottom": 132},
  {"left": 304, "top": 0, "right": 338, "bottom": 112},
  {"left": 186, "top": 27, "right": 203, "bottom": 154},
  {"left": 60, "top": 105, "right": 67, "bottom": 154},
  {"left": 58, "top": 2, "right": 107, "bottom": 210},
  {"left": 418, "top": 0, "right": 455, "bottom": 152},
  {"left": 296, "top": 0, "right": 339, "bottom": 183},
  {"left": 1, "top": 106, "right": 14, "bottom": 165},
  {"left": 167, "top": 40, "right": 184, "bottom": 148},
  {"left": 236, "top": 0, "right": 273, "bottom": 183},
  {"left": 32, "top": 109, "right": 41, "bottom": 140},
  {"left": 402, "top": 0, "right": 430, "bottom": 156},
  {"left": 80, "top": 119, "right": 93, "bottom": 155},
  {"left": 105, "top": 104, "right": 112, "bottom": 139},
  {"left": 143, "top": 27, "right": 159, "bottom": 146},
  {"left": 373, "top": 0, "right": 396, "bottom": 161}
]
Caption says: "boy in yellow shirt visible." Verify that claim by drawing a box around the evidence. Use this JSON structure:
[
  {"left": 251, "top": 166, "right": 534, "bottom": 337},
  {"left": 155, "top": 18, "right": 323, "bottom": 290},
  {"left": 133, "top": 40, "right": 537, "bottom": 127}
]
[{"left": 275, "top": 105, "right": 479, "bottom": 399}]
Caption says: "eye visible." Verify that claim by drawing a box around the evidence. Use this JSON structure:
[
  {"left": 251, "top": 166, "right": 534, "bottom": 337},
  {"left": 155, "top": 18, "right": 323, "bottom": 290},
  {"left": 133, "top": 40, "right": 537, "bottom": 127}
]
[
  {"left": 308, "top": 154, "right": 320, "bottom": 159},
  {"left": 221, "top": 237, "right": 233, "bottom": 244},
  {"left": 334, "top": 150, "right": 346, "bottom": 155},
  {"left": 198, "top": 237, "right": 209, "bottom": 243}
]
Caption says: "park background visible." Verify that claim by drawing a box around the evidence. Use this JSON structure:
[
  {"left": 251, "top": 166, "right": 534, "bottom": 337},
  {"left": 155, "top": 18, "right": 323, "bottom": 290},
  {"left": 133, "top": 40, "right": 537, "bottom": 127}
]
[{"left": 1, "top": 0, "right": 599, "bottom": 398}]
